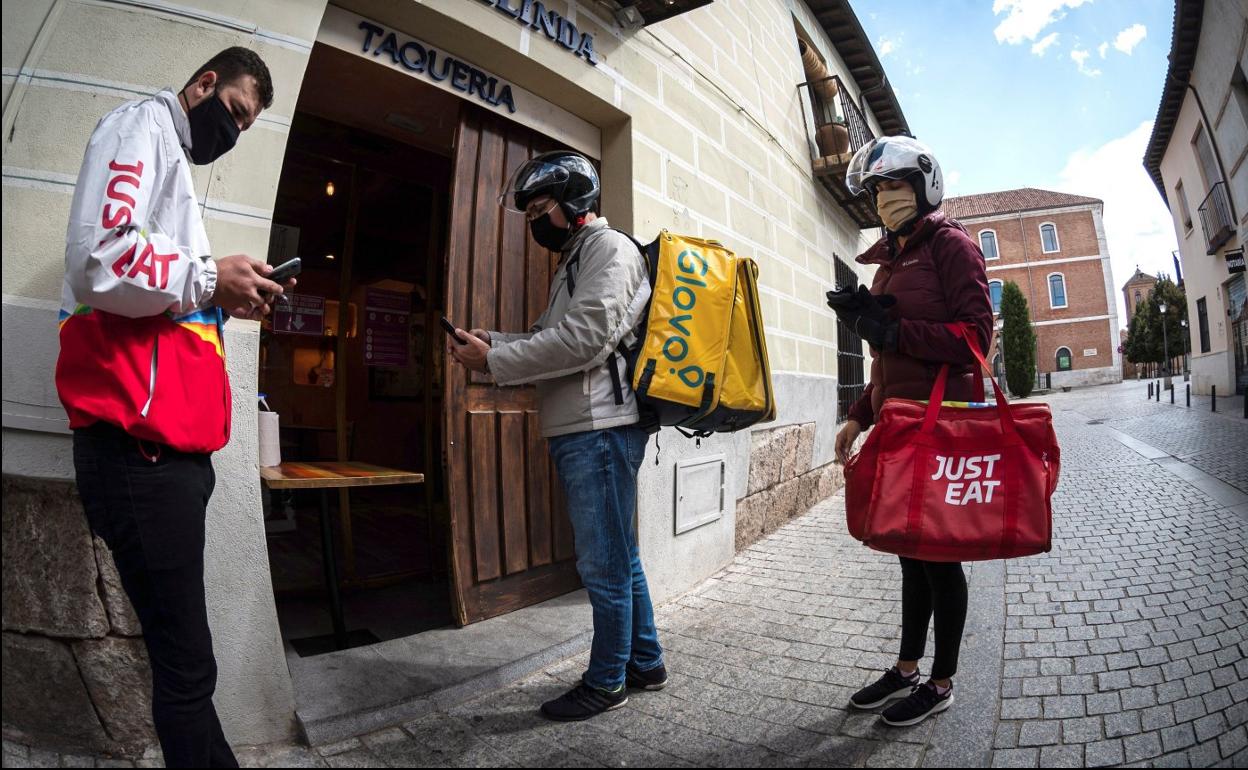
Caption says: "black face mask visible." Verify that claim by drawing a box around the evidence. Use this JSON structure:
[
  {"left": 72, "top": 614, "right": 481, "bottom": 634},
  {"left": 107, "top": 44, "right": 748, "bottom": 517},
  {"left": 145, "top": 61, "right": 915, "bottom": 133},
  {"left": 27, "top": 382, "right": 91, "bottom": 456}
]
[
  {"left": 529, "top": 213, "right": 571, "bottom": 251},
  {"left": 185, "top": 91, "right": 240, "bottom": 165}
]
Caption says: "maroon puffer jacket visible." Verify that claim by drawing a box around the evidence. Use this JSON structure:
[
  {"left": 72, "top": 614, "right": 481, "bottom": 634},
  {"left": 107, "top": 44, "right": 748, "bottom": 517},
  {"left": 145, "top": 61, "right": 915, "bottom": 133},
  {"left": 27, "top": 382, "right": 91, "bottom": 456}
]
[{"left": 847, "top": 211, "right": 993, "bottom": 427}]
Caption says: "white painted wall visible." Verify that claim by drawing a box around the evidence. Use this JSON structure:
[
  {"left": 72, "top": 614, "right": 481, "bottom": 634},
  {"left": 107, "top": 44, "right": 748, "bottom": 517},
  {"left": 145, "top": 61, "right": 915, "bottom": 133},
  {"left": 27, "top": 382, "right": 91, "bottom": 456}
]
[
  {"left": 1160, "top": 92, "right": 1239, "bottom": 395},
  {"left": 1, "top": 0, "right": 325, "bottom": 745},
  {"left": 4, "top": 0, "right": 892, "bottom": 740},
  {"left": 635, "top": 372, "right": 839, "bottom": 604},
  {"left": 1156, "top": 1, "right": 1247, "bottom": 395}
]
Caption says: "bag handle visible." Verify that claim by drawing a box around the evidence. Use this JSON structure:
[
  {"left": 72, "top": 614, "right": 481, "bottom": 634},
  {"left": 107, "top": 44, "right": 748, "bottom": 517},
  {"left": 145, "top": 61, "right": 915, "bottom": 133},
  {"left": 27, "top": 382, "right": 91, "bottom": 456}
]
[{"left": 922, "top": 323, "right": 1018, "bottom": 436}]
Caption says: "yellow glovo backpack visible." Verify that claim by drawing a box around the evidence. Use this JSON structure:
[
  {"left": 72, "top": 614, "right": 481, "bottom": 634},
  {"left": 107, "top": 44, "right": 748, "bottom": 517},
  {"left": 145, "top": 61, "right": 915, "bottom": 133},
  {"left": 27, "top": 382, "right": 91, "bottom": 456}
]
[{"left": 619, "top": 230, "right": 776, "bottom": 438}]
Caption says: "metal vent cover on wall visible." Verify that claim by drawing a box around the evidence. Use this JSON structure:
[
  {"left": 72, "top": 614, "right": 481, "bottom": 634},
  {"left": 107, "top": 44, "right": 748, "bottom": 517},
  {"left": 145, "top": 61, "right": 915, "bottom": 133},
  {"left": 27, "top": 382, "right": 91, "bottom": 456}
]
[{"left": 674, "top": 454, "right": 726, "bottom": 535}]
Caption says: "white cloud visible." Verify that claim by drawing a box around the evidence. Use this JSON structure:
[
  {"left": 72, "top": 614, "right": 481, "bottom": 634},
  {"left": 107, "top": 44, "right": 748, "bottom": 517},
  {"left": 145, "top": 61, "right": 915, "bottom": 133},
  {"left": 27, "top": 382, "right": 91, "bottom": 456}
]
[
  {"left": 878, "top": 36, "right": 898, "bottom": 57},
  {"left": 945, "top": 170, "right": 962, "bottom": 192},
  {"left": 1054, "top": 121, "right": 1179, "bottom": 327},
  {"left": 1098, "top": 41, "right": 1109, "bottom": 58},
  {"left": 1113, "top": 23, "right": 1147, "bottom": 55},
  {"left": 1071, "top": 47, "right": 1102, "bottom": 77},
  {"left": 992, "top": 0, "right": 1093, "bottom": 45},
  {"left": 1031, "top": 32, "right": 1061, "bottom": 56}
]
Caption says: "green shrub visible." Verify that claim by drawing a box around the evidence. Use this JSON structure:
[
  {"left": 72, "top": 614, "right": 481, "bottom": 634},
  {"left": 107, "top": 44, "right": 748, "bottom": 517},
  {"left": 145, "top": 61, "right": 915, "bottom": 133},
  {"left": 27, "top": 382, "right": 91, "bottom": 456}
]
[{"left": 1000, "top": 281, "right": 1036, "bottom": 397}]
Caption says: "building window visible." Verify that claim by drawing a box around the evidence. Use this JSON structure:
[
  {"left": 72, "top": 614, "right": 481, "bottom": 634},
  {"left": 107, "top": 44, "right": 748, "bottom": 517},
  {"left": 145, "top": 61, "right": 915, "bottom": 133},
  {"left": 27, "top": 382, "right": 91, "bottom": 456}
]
[
  {"left": 1233, "top": 63, "right": 1248, "bottom": 135},
  {"left": 1039, "top": 223, "right": 1060, "bottom": 253},
  {"left": 1192, "top": 125, "right": 1220, "bottom": 192},
  {"left": 989, "top": 280, "right": 1004, "bottom": 314},
  {"left": 1055, "top": 347, "right": 1073, "bottom": 371},
  {"left": 1048, "top": 273, "right": 1068, "bottom": 309},
  {"left": 1197, "top": 297, "right": 1211, "bottom": 353},
  {"left": 979, "top": 229, "right": 999, "bottom": 260},
  {"left": 1175, "top": 180, "right": 1193, "bottom": 231},
  {"left": 834, "top": 255, "right": 866, "bottom": 423}
]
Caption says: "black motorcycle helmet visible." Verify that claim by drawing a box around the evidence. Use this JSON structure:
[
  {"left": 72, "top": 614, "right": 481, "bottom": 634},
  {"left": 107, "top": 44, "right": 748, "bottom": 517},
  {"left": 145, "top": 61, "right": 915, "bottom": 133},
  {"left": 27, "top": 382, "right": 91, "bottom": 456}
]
[{"left": 499, "top": 150, "right": 600, "bottom": 223}]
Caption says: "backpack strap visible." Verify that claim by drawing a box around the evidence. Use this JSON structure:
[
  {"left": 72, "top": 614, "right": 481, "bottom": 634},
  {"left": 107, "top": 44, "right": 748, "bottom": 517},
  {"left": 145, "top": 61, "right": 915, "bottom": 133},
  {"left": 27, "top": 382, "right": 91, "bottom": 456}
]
[
  {"left": 564, "top": 249, "right": 582, "bottom": 296},
  {"left": 606, "top": 353, "right": 624, "bottom": 405}
]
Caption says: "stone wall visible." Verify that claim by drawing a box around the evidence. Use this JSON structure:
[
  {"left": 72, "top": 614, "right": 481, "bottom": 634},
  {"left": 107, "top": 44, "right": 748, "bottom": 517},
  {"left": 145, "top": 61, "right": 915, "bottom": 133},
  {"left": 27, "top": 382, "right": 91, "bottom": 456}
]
[
  {"left": 2, "top": 475, "right": 156, "bottom": 757},
  {"left": 734, "top": 422, "right": 843, "bottom": 551}
]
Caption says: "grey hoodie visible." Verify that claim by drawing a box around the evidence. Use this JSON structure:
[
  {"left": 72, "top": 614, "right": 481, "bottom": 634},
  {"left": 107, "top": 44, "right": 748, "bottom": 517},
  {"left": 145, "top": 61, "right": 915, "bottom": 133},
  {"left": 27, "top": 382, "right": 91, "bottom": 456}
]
[{"left": 487, "top": 218, "right": 651, "bottom": 438}]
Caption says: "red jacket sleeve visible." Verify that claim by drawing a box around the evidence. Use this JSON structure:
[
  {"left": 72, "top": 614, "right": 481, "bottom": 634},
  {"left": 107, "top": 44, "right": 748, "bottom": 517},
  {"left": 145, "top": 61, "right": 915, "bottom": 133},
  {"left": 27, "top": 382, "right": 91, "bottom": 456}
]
[
  {"left": 847, "top": 383, "right": 875, "bottom": 428},
  {"left": 896, "top": 226, "right": 993, "bottom": 365}
]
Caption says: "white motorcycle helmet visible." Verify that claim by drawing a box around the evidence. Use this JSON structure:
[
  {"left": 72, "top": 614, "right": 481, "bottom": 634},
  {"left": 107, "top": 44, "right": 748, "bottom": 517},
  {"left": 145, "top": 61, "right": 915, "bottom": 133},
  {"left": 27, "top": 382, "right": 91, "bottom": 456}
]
[{"left": 845, "top": 135, "right": 944, "bottom": 213}]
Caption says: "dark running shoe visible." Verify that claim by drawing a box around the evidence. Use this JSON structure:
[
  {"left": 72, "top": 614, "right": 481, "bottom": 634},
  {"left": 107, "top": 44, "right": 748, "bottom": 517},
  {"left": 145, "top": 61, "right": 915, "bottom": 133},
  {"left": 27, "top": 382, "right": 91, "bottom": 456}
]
[
  {"left": 881, "top": 681, "right": 953, "bottom": 726},
  {"left": 849, "top": 667, "right": 919, "bottom": 710},
  {"left": 626, "top": 662, "right": 669, "bottom": 691},
  {"left": 540, "top": 683, "right": 627, "bottom": 722}
]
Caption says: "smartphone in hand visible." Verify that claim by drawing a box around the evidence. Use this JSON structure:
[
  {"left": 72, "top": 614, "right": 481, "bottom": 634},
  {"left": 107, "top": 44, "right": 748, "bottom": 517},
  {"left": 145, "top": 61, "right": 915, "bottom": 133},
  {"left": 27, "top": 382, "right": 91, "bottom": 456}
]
[
  {"left": 268, "top": 257, "right": 302, "bottom": 285},
  {"left": 441, "top": 316, "right": 469, "bottom": 345}
]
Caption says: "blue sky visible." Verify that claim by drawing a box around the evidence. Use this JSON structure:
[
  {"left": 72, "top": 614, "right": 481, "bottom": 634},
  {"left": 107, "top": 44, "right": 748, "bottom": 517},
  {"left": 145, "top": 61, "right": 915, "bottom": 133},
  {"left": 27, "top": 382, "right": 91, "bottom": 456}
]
[{"left": 855, "top": 0, "right": 1181, "bottom": 326}]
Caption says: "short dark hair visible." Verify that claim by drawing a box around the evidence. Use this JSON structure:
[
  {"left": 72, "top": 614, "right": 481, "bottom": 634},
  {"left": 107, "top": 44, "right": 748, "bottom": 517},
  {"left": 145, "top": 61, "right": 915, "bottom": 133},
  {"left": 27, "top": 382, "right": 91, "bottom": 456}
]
[{"left": 186, "top": 47, "right": 274, "bottom": 109}]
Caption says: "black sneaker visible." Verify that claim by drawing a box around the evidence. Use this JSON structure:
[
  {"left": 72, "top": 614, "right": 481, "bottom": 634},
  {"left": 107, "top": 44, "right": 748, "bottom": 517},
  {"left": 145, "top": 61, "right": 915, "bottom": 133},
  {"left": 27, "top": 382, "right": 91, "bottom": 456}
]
[
  {"left": 625, "top": 662, "right": 669, "bottom": 690},
  {"left": 880, "top": 681, "right": 953, "bottom": 726},
  {"left": 849, "top": 667, "right": 920, "bottom": 709},
  {"left": 540, "top": 682, "right": 627, "bottom": 722}
]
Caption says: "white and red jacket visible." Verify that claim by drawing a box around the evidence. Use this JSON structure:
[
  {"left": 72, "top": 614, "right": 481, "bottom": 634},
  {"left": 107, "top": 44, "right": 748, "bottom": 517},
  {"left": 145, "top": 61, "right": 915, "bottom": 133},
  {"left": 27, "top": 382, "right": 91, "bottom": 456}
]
[{"left": 56, "top": 89, "right": 230, "bottom": 453}]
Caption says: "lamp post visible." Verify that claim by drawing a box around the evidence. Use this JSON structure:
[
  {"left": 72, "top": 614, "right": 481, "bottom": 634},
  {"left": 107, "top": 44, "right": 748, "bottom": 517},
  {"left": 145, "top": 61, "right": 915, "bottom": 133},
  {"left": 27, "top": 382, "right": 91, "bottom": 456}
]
[
  {"left": 995, "top": 318, "right": 1006, "bottom": 395},
  {"left": 1159, "top": 302, "right": 1171, "bottom": 382},
  {"left": 1180, "top": 318, "right": 1190, "bottom": 378}
]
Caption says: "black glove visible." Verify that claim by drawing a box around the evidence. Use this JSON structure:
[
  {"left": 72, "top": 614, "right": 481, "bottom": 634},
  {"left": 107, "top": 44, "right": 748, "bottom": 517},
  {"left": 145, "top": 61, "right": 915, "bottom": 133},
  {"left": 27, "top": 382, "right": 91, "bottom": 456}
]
[{"left": 825, "top": 284, "right": 900, "bottom": 352}]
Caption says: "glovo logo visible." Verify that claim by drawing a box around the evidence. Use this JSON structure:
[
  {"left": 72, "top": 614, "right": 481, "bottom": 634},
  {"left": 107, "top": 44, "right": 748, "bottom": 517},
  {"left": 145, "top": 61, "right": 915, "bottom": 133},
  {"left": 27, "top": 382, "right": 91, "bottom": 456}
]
[
  {"left": 931, "top": 453, "right": 1002, "bottom": 506},
  {"left": 661, "top": 248, "right": 709, "bottom": 389}
]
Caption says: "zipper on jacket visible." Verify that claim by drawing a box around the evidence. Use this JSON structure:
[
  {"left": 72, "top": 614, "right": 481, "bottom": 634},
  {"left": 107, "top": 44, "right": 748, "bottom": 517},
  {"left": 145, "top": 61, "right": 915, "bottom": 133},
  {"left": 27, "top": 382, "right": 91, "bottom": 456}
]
[{"left": 140, "top": 335, "right": 158, "bottom": 418}]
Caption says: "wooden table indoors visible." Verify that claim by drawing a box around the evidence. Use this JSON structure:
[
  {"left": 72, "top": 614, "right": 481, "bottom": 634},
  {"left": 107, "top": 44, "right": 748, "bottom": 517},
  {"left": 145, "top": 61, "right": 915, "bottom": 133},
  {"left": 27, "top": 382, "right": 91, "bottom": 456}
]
[{"left": 261, "top": 461, "right": 424, "bottom": 653}]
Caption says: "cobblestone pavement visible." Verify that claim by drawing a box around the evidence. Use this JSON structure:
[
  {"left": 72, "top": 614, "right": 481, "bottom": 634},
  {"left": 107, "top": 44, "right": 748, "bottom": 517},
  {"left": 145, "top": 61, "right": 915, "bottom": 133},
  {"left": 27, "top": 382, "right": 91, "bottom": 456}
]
[{"left": 4, "top": 382, "right": 1245, "bottom": 768}]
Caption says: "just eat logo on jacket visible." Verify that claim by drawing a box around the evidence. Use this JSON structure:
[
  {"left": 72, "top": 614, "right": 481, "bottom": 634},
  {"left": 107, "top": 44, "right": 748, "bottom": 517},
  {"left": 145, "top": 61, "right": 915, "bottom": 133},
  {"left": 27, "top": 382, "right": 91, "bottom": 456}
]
[
  {"left": 103, "top": 159, "right": 179, "bottom": 289},
  {"left": 931, "top": 453, "right": 1002, "bottom": 506}
]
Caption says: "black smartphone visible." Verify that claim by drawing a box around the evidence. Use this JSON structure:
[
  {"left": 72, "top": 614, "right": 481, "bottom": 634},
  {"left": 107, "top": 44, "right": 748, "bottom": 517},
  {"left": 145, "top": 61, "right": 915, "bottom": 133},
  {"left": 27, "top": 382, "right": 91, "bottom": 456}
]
[
  {"left": 441, "top": 316, "right": 469, "bottom": 345},
  {"left": 267, "top": 257, "right": 302, "bottom": 285}
]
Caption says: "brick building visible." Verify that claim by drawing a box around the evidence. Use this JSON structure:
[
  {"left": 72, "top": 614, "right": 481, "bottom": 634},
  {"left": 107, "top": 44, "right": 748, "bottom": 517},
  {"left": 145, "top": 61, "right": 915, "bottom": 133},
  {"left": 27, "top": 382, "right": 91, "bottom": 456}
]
[
  {"left": 1123, "top": 267, "right": 1159, "bottom": 322},
  {"left": 943, "top": 188, "right": 1123, "bottom": 389}
]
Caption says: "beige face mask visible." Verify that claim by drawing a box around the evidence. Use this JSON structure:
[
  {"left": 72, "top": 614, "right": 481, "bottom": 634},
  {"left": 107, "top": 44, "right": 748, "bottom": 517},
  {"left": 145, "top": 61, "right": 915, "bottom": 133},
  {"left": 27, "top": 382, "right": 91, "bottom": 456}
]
[{"left": 876, "top": 187, "right": 918, "bottom": 232}]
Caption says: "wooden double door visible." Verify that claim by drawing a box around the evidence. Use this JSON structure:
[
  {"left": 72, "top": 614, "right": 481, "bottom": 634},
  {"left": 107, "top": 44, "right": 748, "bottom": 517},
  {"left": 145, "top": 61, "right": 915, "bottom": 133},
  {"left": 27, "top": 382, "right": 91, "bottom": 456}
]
[{"left": 444, "top": 105, "right": 582, "bottom": 624}]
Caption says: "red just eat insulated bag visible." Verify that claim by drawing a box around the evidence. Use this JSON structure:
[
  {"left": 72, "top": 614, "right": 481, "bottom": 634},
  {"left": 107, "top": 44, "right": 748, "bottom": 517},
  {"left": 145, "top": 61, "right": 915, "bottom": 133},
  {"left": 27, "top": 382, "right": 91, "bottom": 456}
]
[{"left": 844, "top": 324, "right": 1060, "bottom": 562}]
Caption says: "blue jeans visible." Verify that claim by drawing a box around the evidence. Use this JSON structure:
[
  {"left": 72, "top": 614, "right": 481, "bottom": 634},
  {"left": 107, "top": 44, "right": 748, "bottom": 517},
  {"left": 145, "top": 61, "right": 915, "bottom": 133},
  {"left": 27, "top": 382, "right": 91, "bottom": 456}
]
[{"left": 548, "top": 425, "right": 664, "bottom": 691}]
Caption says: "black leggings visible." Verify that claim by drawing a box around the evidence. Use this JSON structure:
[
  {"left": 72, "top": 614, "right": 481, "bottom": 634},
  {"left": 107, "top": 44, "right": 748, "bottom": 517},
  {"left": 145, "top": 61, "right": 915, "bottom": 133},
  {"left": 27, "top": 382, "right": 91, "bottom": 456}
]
[{"left": 898, "top": 557, "right": 968, "bottom": 681}]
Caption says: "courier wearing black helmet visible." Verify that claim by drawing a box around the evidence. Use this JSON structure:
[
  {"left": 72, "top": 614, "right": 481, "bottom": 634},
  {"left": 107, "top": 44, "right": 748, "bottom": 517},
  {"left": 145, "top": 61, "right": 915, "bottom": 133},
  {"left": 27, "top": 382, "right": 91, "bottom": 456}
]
[
  {"left": 503, "top": 150, "right": 602, "bottom": 251},
  {"left": 448, "top": 149, "right": 666, "bottom": 723}
]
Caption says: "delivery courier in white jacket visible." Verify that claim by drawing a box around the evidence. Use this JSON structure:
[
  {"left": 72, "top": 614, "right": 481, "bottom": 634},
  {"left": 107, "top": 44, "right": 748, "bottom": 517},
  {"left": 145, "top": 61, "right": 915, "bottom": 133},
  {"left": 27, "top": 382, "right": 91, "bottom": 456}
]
[{"left": 56, "top": 86, "right": 280, "bottom": 452}]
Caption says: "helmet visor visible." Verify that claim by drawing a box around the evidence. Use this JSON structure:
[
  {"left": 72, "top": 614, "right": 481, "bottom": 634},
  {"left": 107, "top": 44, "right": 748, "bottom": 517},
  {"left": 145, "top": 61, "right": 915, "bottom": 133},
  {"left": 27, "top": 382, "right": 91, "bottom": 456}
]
[
  {"left": 845, "top": 140, "right": 915, "bottom": 197},
  {"left": 498, "top": 160, "right": 570, "bottom": 213}
]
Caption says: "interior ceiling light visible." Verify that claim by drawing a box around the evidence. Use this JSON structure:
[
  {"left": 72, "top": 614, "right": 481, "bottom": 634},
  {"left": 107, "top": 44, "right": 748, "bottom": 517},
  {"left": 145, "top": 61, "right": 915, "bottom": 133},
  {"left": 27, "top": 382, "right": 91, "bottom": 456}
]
[
  {"left": 325, "top": 181, "right": 335, "bottom": 197},
  {"left": 384, "top": 112, "right": 428, "bottom": 135},
  {"left": 325, "top": 254, "right": 335, "bottom": 261}
]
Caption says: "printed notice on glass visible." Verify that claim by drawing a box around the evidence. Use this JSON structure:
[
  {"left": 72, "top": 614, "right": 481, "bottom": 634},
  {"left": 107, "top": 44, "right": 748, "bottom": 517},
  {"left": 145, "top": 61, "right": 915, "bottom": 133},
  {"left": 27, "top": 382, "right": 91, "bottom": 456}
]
[
  {"left": 273, "top": 294, "right": 325, "bottom": 336},
  {"left": 364, "top": 288, "right": 410, "bottom": 367}
]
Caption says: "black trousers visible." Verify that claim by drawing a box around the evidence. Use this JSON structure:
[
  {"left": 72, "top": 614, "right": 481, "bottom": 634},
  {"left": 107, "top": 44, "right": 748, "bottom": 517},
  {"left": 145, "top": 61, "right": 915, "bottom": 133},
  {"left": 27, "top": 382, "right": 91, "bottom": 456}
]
[
  {"left": 898, "top": 557, "right": 968, "bottom": 681},
  {"left": 73, "top": 424, "right": 237, "bottom": 769}
]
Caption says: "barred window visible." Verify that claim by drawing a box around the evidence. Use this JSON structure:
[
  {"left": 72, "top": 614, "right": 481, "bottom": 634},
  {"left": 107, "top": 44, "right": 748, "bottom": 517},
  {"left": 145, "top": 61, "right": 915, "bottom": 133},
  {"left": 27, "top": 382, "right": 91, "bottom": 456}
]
[{"left": 835, "top": 255, "right": 866, "bottom": 423}]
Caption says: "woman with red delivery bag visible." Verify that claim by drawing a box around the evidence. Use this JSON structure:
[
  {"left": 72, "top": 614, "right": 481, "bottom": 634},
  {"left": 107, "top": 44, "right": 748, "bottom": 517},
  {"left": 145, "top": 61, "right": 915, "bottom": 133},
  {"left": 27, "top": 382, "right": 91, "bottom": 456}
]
[{"left": 825, "top": 136, "right": 1060, "bottom": 728}]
